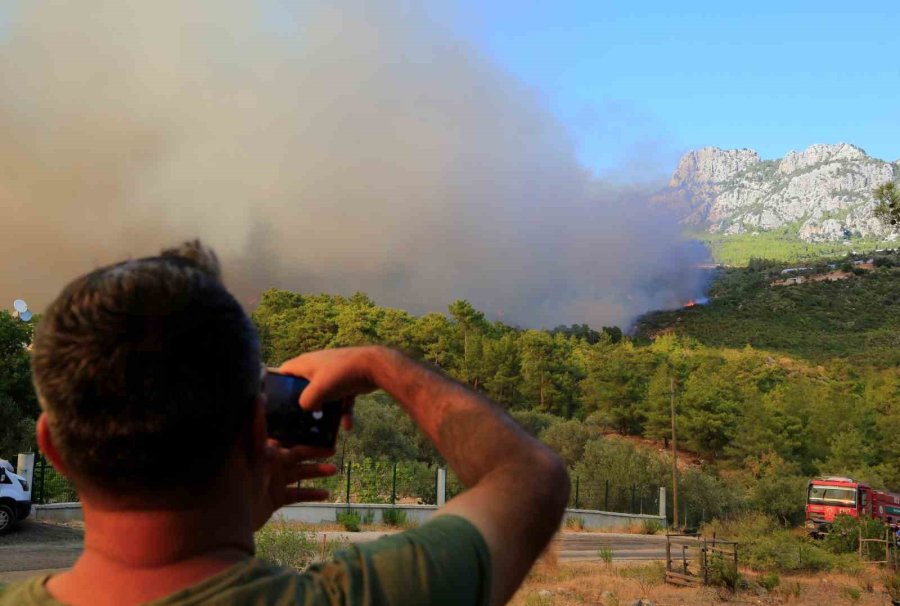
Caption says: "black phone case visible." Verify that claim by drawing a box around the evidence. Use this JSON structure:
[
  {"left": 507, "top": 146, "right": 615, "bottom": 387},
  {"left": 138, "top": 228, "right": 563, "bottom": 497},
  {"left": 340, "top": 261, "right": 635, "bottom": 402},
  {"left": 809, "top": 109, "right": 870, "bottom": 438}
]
[{"left": 264, "top": 371, "right": 342, "bottom": 448}]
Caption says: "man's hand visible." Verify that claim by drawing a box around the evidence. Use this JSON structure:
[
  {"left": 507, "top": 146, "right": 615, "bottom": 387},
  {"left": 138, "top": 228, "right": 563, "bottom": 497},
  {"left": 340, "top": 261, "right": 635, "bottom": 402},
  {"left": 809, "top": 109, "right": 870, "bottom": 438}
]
[
  {"left": 252, "top": 441, "right": 337, "bottom": 530},
  {"left": 279, "top": 346, "right": 387, "bottom": 429}
]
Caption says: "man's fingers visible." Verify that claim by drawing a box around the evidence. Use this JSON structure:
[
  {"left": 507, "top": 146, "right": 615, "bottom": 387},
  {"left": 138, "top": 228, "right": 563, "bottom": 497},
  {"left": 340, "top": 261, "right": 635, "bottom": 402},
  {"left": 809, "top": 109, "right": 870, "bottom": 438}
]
[
  {"left": 288, "top": 463, "right": 337, "bottom": 483},
  {"left": 342, "top": 395, "right": 355, "bottom": 431},
  {"left": 278, "top": 354, "right": 332, "bottom": 409},
  {"left": 284, "top": 486, "right": 330, "bottom": 504},
  {"left": 280, "top": 445, "right": 336, "bottom": 465}
]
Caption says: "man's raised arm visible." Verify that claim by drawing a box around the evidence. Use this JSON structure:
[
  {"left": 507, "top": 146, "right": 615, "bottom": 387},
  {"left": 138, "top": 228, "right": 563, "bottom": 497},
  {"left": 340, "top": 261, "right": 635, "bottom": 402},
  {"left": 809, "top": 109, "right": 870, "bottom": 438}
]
[{"left": 281, "top": 346, "right": 570, "bottom": 606}]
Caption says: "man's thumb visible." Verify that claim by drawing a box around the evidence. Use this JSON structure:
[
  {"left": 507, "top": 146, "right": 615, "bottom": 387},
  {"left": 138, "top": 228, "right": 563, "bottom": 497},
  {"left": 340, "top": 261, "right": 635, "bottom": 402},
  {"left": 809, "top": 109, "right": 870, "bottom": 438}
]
[{"left": 299, "top": 377, "right": 329, "bottom": 410}]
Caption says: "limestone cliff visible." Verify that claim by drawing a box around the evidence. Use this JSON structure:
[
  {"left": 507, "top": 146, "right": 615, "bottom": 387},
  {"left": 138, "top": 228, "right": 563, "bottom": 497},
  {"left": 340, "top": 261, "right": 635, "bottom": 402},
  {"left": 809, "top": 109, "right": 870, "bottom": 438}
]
[{"left": 659, "top": 143, "right": 899, "bottom": 242}]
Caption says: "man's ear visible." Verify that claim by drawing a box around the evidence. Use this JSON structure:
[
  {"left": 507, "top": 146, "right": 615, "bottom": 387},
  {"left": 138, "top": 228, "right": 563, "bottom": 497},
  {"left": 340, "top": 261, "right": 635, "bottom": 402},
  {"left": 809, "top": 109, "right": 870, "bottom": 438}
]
[{"left": 36, "top": 413, "right": 69, "bottom": 477}]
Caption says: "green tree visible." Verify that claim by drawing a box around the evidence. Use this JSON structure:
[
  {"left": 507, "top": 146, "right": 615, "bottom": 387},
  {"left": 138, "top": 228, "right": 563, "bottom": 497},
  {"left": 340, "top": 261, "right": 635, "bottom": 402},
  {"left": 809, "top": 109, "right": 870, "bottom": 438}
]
[
  {"left": 448, "top": 300, "right": 489, "bottom": 388},
  {"left": 580, "top": 342, "right": 655, "bottom": 434},
  {"left": 0, "top": 394, "right": 37, "bottom": 459},
  {"left": 0, "top": 311, "right": 37, "bottom": 412},
  {"left": 481, "top": 332, "right": 521, "bottom": 405},
  {"left": 339, "top": 395, "right": 419, "bottom": 461},
  {"left": 742, "top": 452, "right": 807, "bottom": 525},
  {"left": 644, "top": 364, "right": 674, "bottom": 443},
  {"left": 540, "top": 418, "right": 601, "bottom": 467},
  {"left": 873, "top": 181, "right": 899, "bottom": 227},
  {"left": 519, "top": 330, "right": 561, "bottom": 412},
  {"left": 408, "top": 313, "right": 457, "bottom": 370},
  {"left": 332, "top": 293, "right": 378, "bottom": 347},
  {"left": 678, "top": 356, "right": 743, "bottom": 457},
  {"left": 0, "top": 311, "right": 38, "bottom": 458},
  {"left": 509, "top": 409, "right": 561, "bottom": 438}
]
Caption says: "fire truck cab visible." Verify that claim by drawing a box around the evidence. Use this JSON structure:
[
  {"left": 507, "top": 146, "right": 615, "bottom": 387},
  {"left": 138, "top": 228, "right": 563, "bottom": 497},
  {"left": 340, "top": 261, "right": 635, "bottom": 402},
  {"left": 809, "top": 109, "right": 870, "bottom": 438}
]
[{"left": 806, "top": 476, "right": 900, "bottom": 538}]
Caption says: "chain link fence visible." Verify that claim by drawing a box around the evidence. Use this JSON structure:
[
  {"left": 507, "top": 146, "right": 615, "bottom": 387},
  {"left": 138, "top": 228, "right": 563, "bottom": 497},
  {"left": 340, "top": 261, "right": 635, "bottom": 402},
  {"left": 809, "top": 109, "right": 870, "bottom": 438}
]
[
  {"left": 31, "top": 451, "right": 660, "bottom": 517},
  {"left": 570, "top": 476, "right": 661, "bottom": 515},
  {"left": 33, "top": 453, "right": 78, "bottom": 504}
]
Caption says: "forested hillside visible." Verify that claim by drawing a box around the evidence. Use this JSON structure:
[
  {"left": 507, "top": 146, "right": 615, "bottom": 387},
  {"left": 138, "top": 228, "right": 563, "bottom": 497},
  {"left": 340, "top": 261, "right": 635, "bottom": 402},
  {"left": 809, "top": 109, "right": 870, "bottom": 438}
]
[
  {"left": 3, "top": 261, "right": 897, "bottom": 525},
  {"left": 252, "top": 283, "right": 900, "bottom": 523},
  {"left": 634, "top": 252, "right": 900, "bottom": 365}
]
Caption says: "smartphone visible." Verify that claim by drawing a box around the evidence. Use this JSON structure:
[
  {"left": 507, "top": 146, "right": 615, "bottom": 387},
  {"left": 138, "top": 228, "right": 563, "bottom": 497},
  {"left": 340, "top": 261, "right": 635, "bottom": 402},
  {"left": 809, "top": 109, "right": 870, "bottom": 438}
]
[{"left": 263, "top": 370, "right": 343, "bottom": 448}]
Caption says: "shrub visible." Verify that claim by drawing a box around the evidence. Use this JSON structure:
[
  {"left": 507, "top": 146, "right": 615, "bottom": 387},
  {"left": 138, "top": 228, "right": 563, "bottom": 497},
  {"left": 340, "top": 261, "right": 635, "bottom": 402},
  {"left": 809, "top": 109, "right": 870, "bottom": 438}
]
[
  {"left": 640, "top": 519, "right": 663, "bottom": 535},
  {"left": 361, "top": 510, "right": 375, "bottom": 525},
  {"left": 829, "top": 553, "right": 863, "bottom": 575},
  {"left": 708, "top": 557, "right": 741, "bottom": 591},
  {"left": 619, "top": 561, "right": 665, "bottom": 588},
  {"left": 565, "top": 516, "right": 585, "bottom": 531},
  {"left": 394, "top": 461, "right": 439, "bottom": 505},
  {"left": 337, "top": 510, "right": 361, "bottom": 532},
  {"left": 701, "top": 513, "right": 833, "bottom": 572},
  {"left": 758, "top": 572, "right": 780, "bottom": 591},
  {"left": 777, "top": 581, "right": 803, "bottom": 601},
  {"left": 597, "top": 547, "right": 613, "bottom": 566},
  {"left": 255, "top": 519, "right": 343, "bottom": 569},
  {"left": 522, "top": 594, "right": 552, "bottom": 606},
  {"left": 381, "top": 508, "right": 408, "bottom": 527},
  {"left": 882, "top": 570, "right": 900, "bottom": 603},
  {"left": 839, "top": 586, "right": 861, "bottom": 601},
  {"left": 822, "top": 514, "right": 888, "bottom": 559}
]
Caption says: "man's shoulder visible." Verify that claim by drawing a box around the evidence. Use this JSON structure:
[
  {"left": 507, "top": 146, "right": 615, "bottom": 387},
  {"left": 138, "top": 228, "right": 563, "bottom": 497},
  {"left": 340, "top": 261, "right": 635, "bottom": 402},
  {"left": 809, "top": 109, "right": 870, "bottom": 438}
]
[
  {"left": 0, "top": 563, "right": 320, "bottom": 606},
  {"left": 0, "top": 574, "right": 55, "bottom": 606}
]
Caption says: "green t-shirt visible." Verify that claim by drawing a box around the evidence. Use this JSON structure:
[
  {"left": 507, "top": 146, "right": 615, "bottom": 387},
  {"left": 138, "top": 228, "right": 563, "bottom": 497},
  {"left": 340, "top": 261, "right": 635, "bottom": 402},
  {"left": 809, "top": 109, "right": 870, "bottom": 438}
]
[{"left": 0, "top": 515, "right": 491, "bottom": 606}]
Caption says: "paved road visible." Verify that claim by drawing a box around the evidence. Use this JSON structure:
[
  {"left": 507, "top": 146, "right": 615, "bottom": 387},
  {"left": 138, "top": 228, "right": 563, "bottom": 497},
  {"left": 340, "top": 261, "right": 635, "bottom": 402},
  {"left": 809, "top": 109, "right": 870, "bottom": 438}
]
[
  {"left": 556, "top": 532, "right": 668, "bottom": 562},
  {"left": 0, "top": 521, "right": 84, "bottom": 579},
  {"left": 0, "top": 521, "right": 670, "bottom": 581}
]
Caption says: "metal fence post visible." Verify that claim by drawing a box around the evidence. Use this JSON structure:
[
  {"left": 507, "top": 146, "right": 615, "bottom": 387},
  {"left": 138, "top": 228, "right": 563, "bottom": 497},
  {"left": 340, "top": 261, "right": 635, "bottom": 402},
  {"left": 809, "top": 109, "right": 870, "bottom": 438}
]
[
  {"left": 604, "top": 479, "right": 609, "bottom": 511},
  {"left": 574, "top": 477, "right": 580, "bottom": 509},
  {"left": 35, "top": 454, "right": 45, "bottom": 505},
  {"left": 345, "top": 460, "right": 352, "bottom": 504},
  {"left": 631, "top": 484, "right": 636, "bottom": 513},
  {"left": 391, "top": 463, "right": 397, "bottom": 505},
  {"left": 436, "top": 467, "right": 447, "bottom": 507}
]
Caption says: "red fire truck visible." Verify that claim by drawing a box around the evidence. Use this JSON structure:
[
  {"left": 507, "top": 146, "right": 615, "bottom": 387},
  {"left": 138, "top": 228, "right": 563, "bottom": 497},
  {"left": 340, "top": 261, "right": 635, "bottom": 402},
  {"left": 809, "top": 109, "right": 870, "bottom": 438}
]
[{"left": 806, "top": 476, "right": 900, "bottom": 537}]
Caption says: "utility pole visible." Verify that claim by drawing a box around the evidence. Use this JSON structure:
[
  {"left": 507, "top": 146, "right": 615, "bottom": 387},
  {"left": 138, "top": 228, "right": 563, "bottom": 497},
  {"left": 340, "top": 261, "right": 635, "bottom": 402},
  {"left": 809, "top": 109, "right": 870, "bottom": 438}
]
[{"left": 670, "top": 377, "right": 679, "bottom": 530}]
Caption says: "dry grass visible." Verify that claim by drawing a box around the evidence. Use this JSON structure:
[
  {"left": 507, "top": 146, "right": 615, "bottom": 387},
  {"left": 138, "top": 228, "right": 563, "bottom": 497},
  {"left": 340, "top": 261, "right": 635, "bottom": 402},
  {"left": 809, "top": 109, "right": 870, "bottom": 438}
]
[
  {"left": 510, "top": 560, "right": 895, "bottom": 605},
  {"left": 569, "top": 522, "right": 662, "bottom": 535}
]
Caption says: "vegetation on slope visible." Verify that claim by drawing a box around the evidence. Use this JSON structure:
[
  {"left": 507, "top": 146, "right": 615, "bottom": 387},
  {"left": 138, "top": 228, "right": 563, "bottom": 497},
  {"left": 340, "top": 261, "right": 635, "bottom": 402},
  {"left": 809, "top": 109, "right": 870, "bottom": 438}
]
[
  {"left": 635, "top": 252, "right": 900, "bottom": 366},
  {"left": 695, "top": 228, "right": 895, "bottom": 266},
  {"left": 250, "top": 287, "right": 900, "bottom": 510},
  {"left": 3, "top": 256, "right": 898, "bottom": 527}
]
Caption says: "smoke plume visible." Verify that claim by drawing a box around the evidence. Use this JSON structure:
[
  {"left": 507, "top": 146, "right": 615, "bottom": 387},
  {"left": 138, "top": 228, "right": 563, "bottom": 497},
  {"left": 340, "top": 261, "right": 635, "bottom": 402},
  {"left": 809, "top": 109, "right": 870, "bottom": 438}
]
[{"left": 0, "top": 0, "right": 708, "bottom": 328}]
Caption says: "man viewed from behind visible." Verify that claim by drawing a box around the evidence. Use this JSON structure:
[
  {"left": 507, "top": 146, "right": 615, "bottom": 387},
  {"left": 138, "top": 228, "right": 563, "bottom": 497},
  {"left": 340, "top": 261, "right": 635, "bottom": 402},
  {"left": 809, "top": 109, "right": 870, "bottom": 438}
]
[{"left": 0, "top": 241, "right": 569, "bottom": 606}]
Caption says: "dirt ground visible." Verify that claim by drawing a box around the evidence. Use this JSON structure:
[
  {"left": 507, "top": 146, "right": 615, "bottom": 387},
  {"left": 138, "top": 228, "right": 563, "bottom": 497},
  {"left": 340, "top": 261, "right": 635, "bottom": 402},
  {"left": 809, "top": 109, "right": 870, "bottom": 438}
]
[{"left": 511, "top": 556, "right": 898, "bottom": 606}]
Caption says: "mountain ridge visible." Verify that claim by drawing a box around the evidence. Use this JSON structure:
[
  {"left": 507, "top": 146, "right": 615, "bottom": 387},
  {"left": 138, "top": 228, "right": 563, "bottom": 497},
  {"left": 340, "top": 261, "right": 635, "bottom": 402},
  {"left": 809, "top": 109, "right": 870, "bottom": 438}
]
[{"left": 656, "top": 143, "right": 900, "bottom": 242}]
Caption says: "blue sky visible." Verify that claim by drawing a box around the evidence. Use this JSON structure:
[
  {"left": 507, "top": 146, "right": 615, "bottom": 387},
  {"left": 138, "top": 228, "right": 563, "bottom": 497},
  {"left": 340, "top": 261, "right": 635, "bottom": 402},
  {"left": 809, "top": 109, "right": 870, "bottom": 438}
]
[{"left": 443, "top": 1, "right": 900, "bottom": 176}]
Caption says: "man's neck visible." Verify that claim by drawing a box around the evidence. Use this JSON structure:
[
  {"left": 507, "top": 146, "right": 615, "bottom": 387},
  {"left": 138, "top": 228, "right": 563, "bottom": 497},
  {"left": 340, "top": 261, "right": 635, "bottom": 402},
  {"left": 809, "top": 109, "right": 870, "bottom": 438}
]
[{"left": 47, "top": 498, "right": 256, "bottom": 606}]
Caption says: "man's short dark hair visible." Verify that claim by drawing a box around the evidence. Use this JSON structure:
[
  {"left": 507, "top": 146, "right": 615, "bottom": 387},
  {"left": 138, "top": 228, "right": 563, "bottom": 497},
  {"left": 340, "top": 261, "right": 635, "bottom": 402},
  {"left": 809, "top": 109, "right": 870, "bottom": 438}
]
[{"left": 31, "top": 241, "right": 260, "bottom": 500}]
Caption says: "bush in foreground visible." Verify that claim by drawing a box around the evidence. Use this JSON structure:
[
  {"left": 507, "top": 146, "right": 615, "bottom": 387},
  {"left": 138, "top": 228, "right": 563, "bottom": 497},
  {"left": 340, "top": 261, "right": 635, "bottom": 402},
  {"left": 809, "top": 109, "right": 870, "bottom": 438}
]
[
  {"left": 702, "top": 513, "right": 835, "bottom": 573},
  {"left": 255, "top": 519, "right": 345, "bottom": 570},
  {"left": 381, "top": 508, "right": 408, "bottom": 527},
  {"left": 337, "top": 510, "right": 361, "bottom": 532}
]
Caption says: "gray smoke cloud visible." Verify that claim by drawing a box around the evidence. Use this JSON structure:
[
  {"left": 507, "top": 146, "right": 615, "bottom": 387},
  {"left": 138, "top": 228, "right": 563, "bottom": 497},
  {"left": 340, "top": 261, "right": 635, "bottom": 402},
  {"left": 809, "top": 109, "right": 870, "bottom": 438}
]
[{"left": 0, "top": 0, "right": 708, "bottom": 328}]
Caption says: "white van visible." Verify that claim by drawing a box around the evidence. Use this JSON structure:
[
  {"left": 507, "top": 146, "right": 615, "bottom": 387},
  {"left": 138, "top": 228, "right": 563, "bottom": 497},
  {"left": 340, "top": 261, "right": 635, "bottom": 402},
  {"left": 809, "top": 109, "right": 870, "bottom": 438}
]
[{"left": 0, "top": 458, "right": 32, "bottom": 533}]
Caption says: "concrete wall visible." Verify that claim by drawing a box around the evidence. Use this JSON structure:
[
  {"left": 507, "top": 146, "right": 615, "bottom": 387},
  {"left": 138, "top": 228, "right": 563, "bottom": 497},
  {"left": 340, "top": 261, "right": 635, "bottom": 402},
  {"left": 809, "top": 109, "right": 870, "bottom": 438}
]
[
  {"left": 277, "top": 503, "right": 438, "bottom": 526},
  {"left": 32, "top": 502, "right": 666, "bottom": 530},
  {"left": 32, "top": 502, "right": 84, "bottom": 523},
  {"left": 563, "top": 508, "right": 665, "bottom": 530}
]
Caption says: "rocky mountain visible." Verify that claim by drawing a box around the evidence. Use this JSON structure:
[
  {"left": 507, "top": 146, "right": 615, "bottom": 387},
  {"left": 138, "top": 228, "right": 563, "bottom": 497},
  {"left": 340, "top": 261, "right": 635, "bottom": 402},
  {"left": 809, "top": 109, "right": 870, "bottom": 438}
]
[{"left": 657, "top": 143, "right": 900, "bottom": 242}]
